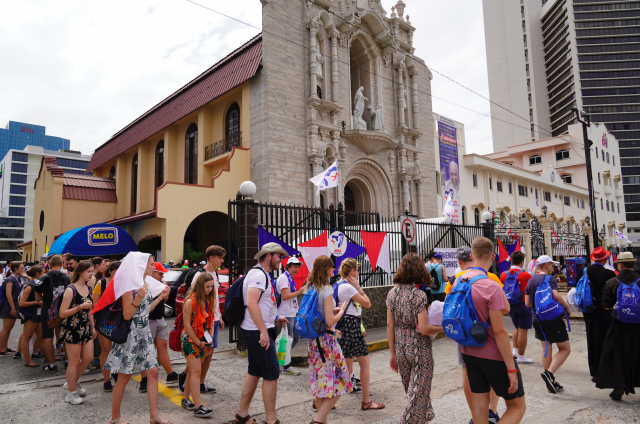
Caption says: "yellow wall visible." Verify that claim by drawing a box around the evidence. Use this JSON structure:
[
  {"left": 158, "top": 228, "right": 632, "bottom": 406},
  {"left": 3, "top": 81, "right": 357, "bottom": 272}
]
[
  {"left": 60, "top": 199, "right": 117, "bottom": 234},
  {"left": 30, "top": 161, "right": 63, "bottom": 261}
]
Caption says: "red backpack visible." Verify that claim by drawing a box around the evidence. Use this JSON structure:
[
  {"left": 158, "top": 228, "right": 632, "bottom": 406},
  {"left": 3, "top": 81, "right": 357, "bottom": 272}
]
[{"left": 169, "top": 312, "right": 183, "bottom": 352}]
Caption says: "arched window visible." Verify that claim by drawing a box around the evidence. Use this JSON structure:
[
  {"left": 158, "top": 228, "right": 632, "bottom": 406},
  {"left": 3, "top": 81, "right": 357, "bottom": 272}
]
[
  {"left": 462, "top": 206, "right": 467, "bottom": 225},
  {"left": 606, "top": 200, "right": 610, "bottom": 211},
  {"left": 529, "top": 155, "right": 542, "bottom": 165},
  {"left": 155, "top": 140, "right": 164, "bottom": 189},
  {"left": 601, "top": 198, "right": 604, "bottom": 210},
  {"left": 598, "top": 172, "right": 601, "bottom": 184},
  {"left": 109, "top": 166, "right": 116, "bottom": 178},
  {"left": 185, "top": 123, "right": 198, "bottom": 184},
  {"left": 317, "top": 85, "right": 322, "bottom": 100},
  {"left": 561, "top": 174, "right": 572, "bottom": 184},
  {"left": 555, "top": 149, "right": 570, "bottom": 161},
  {"left": 606, "top": 152, "right": 610, "bottom": 163},
  {"left": 131, "top": 154, "right": 138, "bottom": 214},
  {"left": 602, "top": 150, "right": 605, "bottom": 161},
  {"left": 613, "top": 155, "right": 616, "bottom": 166},
  {"left": 595, "top": 147, "right": 598, "bottom": 157},
  {"left": 474, "top": 208, "right": 480, "bottom": 226},
  {"left": 225, "top": 103, "right": 240, "bottom": 147},
  {"left": 618, "top": 202, "right": 620, "bottom": 213}
]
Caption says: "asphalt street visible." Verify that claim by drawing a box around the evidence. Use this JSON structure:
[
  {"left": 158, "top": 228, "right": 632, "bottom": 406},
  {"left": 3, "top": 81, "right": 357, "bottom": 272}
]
[{"left": 0, "top": 317, "right": 638, "bottom": 423}]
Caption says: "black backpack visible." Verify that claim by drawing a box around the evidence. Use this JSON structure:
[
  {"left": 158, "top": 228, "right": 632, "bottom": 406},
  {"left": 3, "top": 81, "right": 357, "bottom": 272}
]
[
  {"left": 429, "top": 265, "right": 441, "bottom": 291},
  {"left": 225, "top": 267, "right": 269, "bottom": 326}
]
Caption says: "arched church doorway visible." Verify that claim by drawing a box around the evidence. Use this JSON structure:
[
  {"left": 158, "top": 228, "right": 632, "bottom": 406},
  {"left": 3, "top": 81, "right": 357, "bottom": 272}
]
[
  {"left": 344, "top": 185, "right": 356, "bottom": 212},
  {"left": 183, "top": 211, "right": 230, "bottom": 265}
]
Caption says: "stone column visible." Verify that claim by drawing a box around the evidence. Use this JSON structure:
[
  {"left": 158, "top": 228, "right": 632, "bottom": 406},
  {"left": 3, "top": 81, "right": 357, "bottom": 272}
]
[
  {"left": 330, "top": 30, "right": 340, "bottom": 103},
  {"left": 584, "top": 225, "right": 595, "bottom": 257},
  {"left": 310, "top": 157, "right": 324, "bottom": 207},
  {"left": 237, "top": 200, "right": 259, "bottom": 275},
  {"left": 416, "top": 178, "right": 425, "bottom": 219},
  {"left": 396, "top": 64, "right": 406, "bottom": 127},
  {"left": 308, "top": 19, "right": 321, "bottom": 100},
  {"left": 410, "top": 68, "right": 420, "bottom": 129},
  {"left": 539, "top": 216, "right": 554, "bottom": 257},
  {"left": 401, "top": 175, "right": 411, "bottom": 213},
  {"left": 334, "top": 131, "right": 345, "bottom": 204},
  {"left": 519, "top": 229, "right": 532, "bottom": 264}
]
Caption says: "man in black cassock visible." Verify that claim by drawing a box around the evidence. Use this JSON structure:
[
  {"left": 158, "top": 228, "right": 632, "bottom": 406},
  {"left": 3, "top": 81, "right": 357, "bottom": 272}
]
[
  {"left": 596, "top": 252, "right": 640, "bottom": 400},
  {"left": 583, "top": 247, "right": 616, "bottom": 382}
]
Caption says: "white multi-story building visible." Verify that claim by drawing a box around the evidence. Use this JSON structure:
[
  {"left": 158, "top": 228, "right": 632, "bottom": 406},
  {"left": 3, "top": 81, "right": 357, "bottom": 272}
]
[
  {"left": 0, "top": 146, "right": 92, "bottom": 262},
  {"left": 482, "top": 0, "right": 640, "bottom": 242},
  {"left": 433, "top": 114, "right": 628, "bottom": 251}
]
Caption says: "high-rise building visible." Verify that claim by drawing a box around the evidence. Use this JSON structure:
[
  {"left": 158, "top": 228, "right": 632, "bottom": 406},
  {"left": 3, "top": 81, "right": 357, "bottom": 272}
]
[
  {"left": 0, "top": 146, "right": 91, "bottom": 262},
  {"left": 0, "top": 121, "right": 70, "bottom": 161},
  {"left": 482, "top": 0, "right": 640, "bottom": 232}
]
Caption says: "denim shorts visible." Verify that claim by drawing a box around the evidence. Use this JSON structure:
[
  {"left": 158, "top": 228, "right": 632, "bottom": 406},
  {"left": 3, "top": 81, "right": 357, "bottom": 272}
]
[{"left": 242, "top": 329, "right": 280, "bottom": 381}]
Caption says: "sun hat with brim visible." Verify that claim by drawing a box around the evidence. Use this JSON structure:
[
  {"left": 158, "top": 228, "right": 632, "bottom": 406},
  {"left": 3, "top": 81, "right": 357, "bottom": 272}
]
[
  {"left": 536, "top": 255, "right": 559, "bottom": 265},
  {"left": 614, "top": 252, "right": 636, "bottom": 263},
  {"left": 254, "top": 242, "right": 289, "bottom": 259},
  {"left": 591, "top": 246, "right": 611, "bottom": 262}
]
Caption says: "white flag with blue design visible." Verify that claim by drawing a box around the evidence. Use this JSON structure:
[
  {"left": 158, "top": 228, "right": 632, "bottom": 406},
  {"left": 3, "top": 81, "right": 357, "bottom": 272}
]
[
  {"left": 310, "top": 161, "right": 339, "bottom": 194},
  {"left": 615, "top": 229, "right": 629, "bottom": 240}
]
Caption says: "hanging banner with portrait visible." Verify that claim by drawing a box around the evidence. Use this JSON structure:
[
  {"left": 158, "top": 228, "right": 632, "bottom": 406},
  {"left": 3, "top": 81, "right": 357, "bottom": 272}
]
[{"left": 438, "top": 115, "right": 460, "bottom": 224}]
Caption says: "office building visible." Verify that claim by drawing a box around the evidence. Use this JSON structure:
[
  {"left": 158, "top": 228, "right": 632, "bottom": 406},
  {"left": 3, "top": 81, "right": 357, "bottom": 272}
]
[
  {"left": 482, "top": 0, "right": 639, "bottom": 238},
  {"left": 0, "top": 121, "right": 70, "bottom": 162},
  {"left": 0, "top": 146, "right": 91, "bottom": 262}
]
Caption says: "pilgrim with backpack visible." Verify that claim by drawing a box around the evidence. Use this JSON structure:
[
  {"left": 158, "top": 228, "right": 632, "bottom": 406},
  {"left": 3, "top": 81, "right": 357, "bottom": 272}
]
[
  {"left": 580, "top": 247, "right": 617, "bottom": 382},
  {"left": 596, "top": 252, "right": 640, "bottom": 400},
  {"left": 275, "top": 256, "right": 303, "bottom": 376},
  {"left": 525, "top": 255, "right": 573, "bottom": 395}
]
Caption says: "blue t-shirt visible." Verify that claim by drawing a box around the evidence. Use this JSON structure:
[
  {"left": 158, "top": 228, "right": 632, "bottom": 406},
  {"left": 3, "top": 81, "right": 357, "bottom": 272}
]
[
  {"left": 525, "top": 274, "right": 559, "bottom": 321},
  {"left": 426, "top": 263, "right": 446, "bottom": 294}
]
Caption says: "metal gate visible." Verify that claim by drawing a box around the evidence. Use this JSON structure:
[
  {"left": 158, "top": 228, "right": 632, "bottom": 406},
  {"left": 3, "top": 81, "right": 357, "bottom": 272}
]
[
  {"left": 551, "top": 221, "right": 589, "bottom": 263},
  {"left": 530, "top": 216, "right": 546, "bottom": 259}
]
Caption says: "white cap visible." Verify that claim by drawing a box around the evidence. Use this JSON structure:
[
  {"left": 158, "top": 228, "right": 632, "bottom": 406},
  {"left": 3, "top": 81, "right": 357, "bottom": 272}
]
[
  {"left": 200, "top": 261, "right": 206, "bottom": 265},
  {"left": 286, "top": 257, "right": 302, "bottom": 265},
  {"left": 169, "top": 260, "right": 174, "bottom": 263},
  {"left": 536, "top": 255, "right": 559, "bottom": 265}
]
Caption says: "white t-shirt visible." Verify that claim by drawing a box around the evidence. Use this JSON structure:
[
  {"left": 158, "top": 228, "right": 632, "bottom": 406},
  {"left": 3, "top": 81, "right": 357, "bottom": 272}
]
[
  {"left": 240, "top": 268, "right": 276, "bottom": 331},
  {"left": 336, "top": 281, "right": 359, "bottom": 317},
  {"left": 193, "top": 270, "right": 221, "bottom": 322},
  {"left": 276, "top": 274, "right": 298, "bottom": 317}
]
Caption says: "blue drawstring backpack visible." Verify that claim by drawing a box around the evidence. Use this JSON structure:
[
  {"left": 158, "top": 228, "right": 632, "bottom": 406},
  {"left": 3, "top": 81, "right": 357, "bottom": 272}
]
[
  {"left": 503, "top": 271, "right": 523, "bottom": 305},
  {"left": 613, "top": 278, "right": 640, "bottom": 324},
  {"left": 295, "top": 287, "right": 327, "bottom": 339},
  {"left": 534, "top": 275, "right": 570, "bottom": 357},
  {"left": 442, "top": 275, "right": 489, "bottom": 347},
  {"left": 575, "top": 273, "right": 595, "bottom": 313}
]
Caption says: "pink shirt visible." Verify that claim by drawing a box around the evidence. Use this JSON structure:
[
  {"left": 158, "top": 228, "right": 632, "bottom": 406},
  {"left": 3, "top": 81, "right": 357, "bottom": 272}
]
[{"left": 457, "top": 269, "right": 507, "bottom": 361}]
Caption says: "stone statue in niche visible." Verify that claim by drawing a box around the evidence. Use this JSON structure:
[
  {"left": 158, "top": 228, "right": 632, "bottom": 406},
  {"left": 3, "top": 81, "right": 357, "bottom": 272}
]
[
  {"left": 367, "top": 104, "right": 386, "bottom": 133},
  {"left": 353, "top": 86, "right": 368, "bottom": 130},
  {"left": 316, "top": 49, "right": 324, "bottom": 77}
]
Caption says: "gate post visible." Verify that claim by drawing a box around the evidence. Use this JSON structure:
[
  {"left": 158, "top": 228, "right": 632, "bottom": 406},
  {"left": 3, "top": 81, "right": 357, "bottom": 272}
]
[
  {"left": 519, "top": 229, "right": 532, "bottom": 263},
  {"left": 539, "top": 216, "right": 554, "bottom": 258},
  {"left": 237, "top": 199, "right": 260, "bottom": 275},
  {"left": 337, "top": 202, "right": 345, "bottom": 232},
  {"left": 584, "top": 224, "right": 594, "bottom": 261}
]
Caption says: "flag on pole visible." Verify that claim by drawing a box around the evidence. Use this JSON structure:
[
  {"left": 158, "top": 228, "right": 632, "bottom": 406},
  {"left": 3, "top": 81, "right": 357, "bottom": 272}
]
[
  {"left": 309, "top": 161, "right": 339, "bottom": 194},
  {"left": 92, "top": 252, "right": 150, "bottom": 315},
  {"left": 615, "top": 229, "right": 629, "bottom": 241}
]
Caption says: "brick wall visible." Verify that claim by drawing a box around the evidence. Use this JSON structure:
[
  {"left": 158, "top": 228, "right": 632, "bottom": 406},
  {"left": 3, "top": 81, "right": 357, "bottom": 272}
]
[{"left": 361, "top": 285, "right": 393, "bottom": 329}]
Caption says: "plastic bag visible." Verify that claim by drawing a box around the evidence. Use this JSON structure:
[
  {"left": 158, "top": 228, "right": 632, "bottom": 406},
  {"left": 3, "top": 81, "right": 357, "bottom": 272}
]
[
  {"left": 276, "top": 330, "right": 293, "bottom": 366},
  {"left": 566, "top": 288, "right": 581, "bottom": 313},
  {"left": 427, "top": 301, "right": 444, "bottom": 340}
]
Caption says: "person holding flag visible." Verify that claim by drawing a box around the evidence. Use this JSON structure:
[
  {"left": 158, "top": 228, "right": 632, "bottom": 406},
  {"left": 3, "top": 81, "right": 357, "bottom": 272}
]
[{"left": 95, "top": 252, "right": 171, "bottom": 424}]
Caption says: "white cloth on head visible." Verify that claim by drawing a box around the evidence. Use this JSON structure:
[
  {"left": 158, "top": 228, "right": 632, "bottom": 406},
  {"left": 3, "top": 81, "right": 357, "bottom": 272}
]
[
  {"left": 113, "top": 252, "right": 150, "bottom": 299},
  {"left": 145, "top": 275, "right": 168, "bottom": 298}
]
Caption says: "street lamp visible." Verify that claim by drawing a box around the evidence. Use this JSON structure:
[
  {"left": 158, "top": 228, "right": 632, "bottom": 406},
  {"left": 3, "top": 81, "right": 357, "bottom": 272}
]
[
  {"left": 599, "top": 226, "right": 606, "bottom": 241},
  {"left": 519, "top": 213, "right": 529, "bottom": 229},
  {"left": 542, "top": 205, "right": 548, "bottom": 217},
  {"left": 585, "top": 216, "right": 590, "bottom": 226},
  {"left": 482, "top": 211, "right": 493, "bottom": 223}
]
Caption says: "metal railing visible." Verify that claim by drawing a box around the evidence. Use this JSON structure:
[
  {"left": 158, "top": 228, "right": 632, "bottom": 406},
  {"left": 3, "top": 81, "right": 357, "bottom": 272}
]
[{"left": 205, "top": 132, "right": 242, "bottom": 161}]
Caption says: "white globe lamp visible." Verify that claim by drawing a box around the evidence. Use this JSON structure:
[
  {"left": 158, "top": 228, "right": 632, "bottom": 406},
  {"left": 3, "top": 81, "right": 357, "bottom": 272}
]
[
  {"left": 239, "top": 181, "right": 257, "bottom": 200},
  {"left": 482, "top": 211, "right": 493, "bottom": 222}
]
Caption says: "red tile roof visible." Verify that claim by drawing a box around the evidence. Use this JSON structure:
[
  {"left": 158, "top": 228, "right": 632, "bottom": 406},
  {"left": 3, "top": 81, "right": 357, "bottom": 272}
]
[
  {"left": 87, "top": 33, "right": 263, "bottom": 172},
  {"left": 62, "top": 174, "right": 117, "bottom": 202},
  {"left": 107, "top": 209, "right": 156, "bottom": 225}
]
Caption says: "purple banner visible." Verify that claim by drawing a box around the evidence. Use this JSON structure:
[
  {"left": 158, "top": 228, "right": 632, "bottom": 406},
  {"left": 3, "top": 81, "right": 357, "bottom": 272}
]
[{"left": 438, "top": 116, "right": 460, "bottom": 224}]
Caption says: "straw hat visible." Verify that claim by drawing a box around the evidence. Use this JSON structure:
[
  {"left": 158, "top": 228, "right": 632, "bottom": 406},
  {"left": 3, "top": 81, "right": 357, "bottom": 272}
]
[{"left": 614, "top": 252, "right": 636, "bottom": 264}]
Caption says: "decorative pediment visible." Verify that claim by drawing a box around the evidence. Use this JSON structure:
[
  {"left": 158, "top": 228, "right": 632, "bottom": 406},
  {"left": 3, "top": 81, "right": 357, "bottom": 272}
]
[{"left": 342, "top": 129, "right": 397, "bottom": 154}]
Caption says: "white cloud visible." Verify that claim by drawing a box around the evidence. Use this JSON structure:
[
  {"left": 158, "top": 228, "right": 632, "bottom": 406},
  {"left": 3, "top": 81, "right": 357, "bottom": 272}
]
[{"left": 0, "top": 0, "right": 493, "bottom": 155}]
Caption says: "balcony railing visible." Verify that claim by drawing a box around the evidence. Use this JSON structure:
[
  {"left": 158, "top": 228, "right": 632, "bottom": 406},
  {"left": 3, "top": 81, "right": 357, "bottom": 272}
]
[{"left": 205, "top": 132, "right": 242, "bottom": 161}]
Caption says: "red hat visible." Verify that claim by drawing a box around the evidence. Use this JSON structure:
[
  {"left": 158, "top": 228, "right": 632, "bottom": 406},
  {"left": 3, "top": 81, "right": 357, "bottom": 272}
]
[
  {"left": 591, "top": 247, "right": 611, "bottom": 262},
  {"left": 153, "top": 262, "right": 169, "bottom": 273}
]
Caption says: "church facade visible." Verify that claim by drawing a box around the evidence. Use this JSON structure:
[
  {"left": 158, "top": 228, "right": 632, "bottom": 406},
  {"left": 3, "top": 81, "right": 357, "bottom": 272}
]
[{"left": 252, "top": 0, "right": 437, "bottom": 218}]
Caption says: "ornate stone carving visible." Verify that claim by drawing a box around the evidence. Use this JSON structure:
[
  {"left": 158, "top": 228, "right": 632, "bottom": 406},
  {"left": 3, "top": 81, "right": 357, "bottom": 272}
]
[
  {"left": 382, "top": 55, "right": 391, "bottom": 68},
  {"left": 367, "top": 104, "right": 386, "bottom": 133},
  {"left": 316, "top": 50, "right": 324, "bottom": 77},
  {"left": 341, "top": 130, "right": 398, "bottom": 155},
  {"left": 308, "top": 125, "right": 320, "bottom": 156},
  {"left": 353, "top": 86, "right": 368, "bottom": 130}
]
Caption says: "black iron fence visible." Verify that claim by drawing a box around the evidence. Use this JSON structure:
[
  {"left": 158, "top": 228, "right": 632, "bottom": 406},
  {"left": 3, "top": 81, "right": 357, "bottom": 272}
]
[{"left": 205, "top": 132, "right": 242, "bottom": 161}]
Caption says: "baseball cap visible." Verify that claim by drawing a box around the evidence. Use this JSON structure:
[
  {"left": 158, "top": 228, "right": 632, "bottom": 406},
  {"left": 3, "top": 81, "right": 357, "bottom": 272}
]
[
  {"left": 536, "top": 255, "right": 559, "bottom": 265},
  {"left": 153, "top": 262, "right": 169, "bottom": 273},
  {"left": 200, "top": 261, "right": 206, "bottom": 265},
  {"left": 286, "top": 257, "right": 302, "bottom": 266},
  {"left": 456, "top": 246, "right": 472, "bottom": 261},
  {"left": 433, "top": 253, "right": 443, "bottom": 260},
  {"left": 169, "top": 260, "right": 174, "bottom": 263}
]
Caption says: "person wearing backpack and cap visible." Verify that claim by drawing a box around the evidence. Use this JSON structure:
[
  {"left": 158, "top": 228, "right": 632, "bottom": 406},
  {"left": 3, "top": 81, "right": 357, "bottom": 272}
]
[
  {"left": 427, "top": 253, "right": 448, "bottom": 303},
  {"left": 275, "top": 256, "right": 303, "bottom": 376},
  {"left": 582, "top": 247, "right": 616, "bottom": 383},
  {"left": 596, "top": 252, "right": 640, "bottom": 400},
  {"left": 525, "top": 255, "right": 572, "bottom": 394}
]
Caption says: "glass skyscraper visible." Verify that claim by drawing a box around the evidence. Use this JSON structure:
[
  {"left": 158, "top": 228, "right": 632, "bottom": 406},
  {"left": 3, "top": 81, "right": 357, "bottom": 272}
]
[{"left": 0, "top": 121, "right": 70, "bottom": 162}]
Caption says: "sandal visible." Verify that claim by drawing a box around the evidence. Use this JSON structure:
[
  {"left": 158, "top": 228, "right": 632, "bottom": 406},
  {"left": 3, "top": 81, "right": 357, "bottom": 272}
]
[
  {"left": 228, "top": 414, "right": 257, "bottom": 424},
  {"left": 110, "top": 419, "right": 131, "bottom": 424},
  {"left": 0, "top": 350, "right": 13, "bottom": 356},
  {"left": 150, "top": 417, "right": 171, "bottom": 424},
  {"left": 362, "top": 400, "right": 385, "bottom": 410},
  {"left": 24, "top": 361, "right": 38, "bottom": 367}
]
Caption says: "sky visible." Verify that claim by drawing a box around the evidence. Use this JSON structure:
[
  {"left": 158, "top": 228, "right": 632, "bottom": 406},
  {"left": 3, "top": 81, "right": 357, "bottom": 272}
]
[{"left": 0, "top": 0, "right": 493, "bottom": 156}]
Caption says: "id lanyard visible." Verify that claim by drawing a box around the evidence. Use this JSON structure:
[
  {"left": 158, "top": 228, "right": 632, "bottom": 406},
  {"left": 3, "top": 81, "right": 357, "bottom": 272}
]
[{"left": 469, "top": 267, "right": 488, "bottom": 275}]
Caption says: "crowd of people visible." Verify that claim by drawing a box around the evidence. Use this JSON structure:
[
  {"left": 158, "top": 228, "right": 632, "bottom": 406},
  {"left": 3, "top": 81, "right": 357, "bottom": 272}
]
[{"left": 0, "top": 237, "right": 638, "bottom": 424}]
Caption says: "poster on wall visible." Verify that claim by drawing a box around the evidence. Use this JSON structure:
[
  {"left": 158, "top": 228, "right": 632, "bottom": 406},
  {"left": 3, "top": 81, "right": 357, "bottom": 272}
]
[{"left": 438, "top": 115, "right": 460, "bottom": 224}]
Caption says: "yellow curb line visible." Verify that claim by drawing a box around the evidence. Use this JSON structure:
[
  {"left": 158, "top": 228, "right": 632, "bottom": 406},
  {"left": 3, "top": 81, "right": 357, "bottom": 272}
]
[{"left": 131, "top": 374, "right": 183, "bottom": 407}]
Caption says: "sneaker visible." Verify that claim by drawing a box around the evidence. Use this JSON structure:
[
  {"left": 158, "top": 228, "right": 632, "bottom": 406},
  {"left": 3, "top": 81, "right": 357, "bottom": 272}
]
[
  {"left": 512, "top": 348, "right": 518, "bottom": 357},
  {"left": 55, "top": 348, "right": 65, "bottom": 357},
  {"left": 541, "top": 371, "right": 557, "bottom": 394},
  {"left": 489, "top": 408, "right": 501, "bottom": 423},
  {"left": 281, "top": 367, "right": 301, "bottom": 376},
  {"left": 351, "top": 374, "right": 361, "bottom": 384},
  {"left": 166, "top": 371, "right": 179, "bottom": 385},
  {"left": 181, "top": 398, "right": 195, "bottom": 411},
  {"left": 194, "top": 405, "right": 214, "bottom": 418},
  {"left": 103, "top": 381, "right": 113, "bottom": 392},
  {"left": 200, "top": 383, "right": 216, "bottom": 394},
  {"left": 32, "top": 351, "right": 44, "bottom": 359},
  {"left": 64, "top": 391, "right": 83, "bottom": 405},
  {"left": 553, "top": 381, "right": 564, "bottom": 392},
  {"left": 63, "top": 382, "right": 86, "bottom": 397},
  {"left": 350, "top": 385, "right": 363, "bottom": 394},
  {"left": 516, "top": 354, "right": 534, "bottom": 364},
  {"left": 43, "top": 364, "right": 58, "bottom": 372},
  {"left": 88, "top": 358, "right": 100, "bottom": 371},
  {"left": 178, "top": 372, "right": 186, "bottom": 393},
  {"left": 13, "top": 351, "right": 22, "bottom": 359},
  {"left": 139, "top": 377, "right": 147, "bottom": 393}
]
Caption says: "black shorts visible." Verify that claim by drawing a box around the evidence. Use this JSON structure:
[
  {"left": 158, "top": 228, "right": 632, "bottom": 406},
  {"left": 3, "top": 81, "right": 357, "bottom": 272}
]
[
  {"left": 533, "top": 316, "right": 569, "bottom": 344},
  {"left": 241, "top": 328, "right": 280, "bottom": 381},
  {"left": 41, "top": 313, "right": 54, "bottom": 339},
  {"left": 462, "top": 354, "right": 525, "bottom": 401}
]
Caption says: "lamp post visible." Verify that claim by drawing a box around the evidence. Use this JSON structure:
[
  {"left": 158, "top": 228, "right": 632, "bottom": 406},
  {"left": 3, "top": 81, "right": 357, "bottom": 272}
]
[
  {"left": 627, "top": 239, "right": 633, "bottom": 252},
  {"left": 482, "top": 211, "right": 493, "bottom": 224},
  {"left": 572, "top": 107, "right": 599, "bottom": 248},
  {"left": 542, "top": 205, "right": 548, "bottom": 217},
  {"left": 519, "top": 213, "right": 529, "bottom": 229},
  {"left": 599, "top": 226, "right": 606, "bottom": 246}
]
